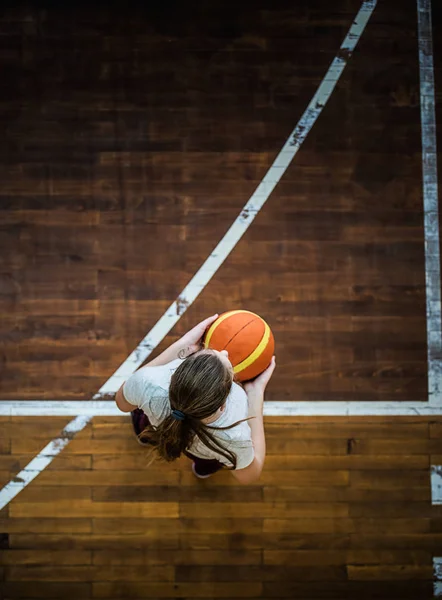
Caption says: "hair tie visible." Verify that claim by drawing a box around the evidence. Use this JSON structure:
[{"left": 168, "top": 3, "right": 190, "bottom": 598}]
[{"left": 171, "top": 409, "right": 186, "bottom": 421}]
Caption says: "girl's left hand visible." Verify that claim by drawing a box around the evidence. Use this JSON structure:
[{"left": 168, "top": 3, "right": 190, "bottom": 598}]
[{"left": 178, "top": 314, "right": 219, "bottom": 355}]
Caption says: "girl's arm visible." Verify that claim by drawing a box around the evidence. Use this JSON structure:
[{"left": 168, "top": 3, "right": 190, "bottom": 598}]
[
  {"left": 115, "top": 386, "right": 135, "bottom": 413},
  {"left": 140, "top": 339, "right": 183, "bottom": 369},
  {"left": 139, "top": 314, "right": 219, "bottom": 369}
]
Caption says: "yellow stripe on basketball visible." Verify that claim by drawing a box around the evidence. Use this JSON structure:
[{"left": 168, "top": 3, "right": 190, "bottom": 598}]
[
  {"left": 204, "top": 310, "right": 257, "bottom": 348},
  {"left": 233, "top": 321, "right": 271, "bottom": 374}
]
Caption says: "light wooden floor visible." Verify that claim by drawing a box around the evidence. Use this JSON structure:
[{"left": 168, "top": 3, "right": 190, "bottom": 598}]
[{"left": 1, "top": 415, "right": 441, "bottom": 598}]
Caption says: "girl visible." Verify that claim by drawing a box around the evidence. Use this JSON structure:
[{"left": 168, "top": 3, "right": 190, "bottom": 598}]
[{"left": 115, "top": 314, "right": 276, "bottom": 485}]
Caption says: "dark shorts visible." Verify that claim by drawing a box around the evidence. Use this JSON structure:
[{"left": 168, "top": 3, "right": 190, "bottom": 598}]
[{"left": 131, "top": 408, "right": 226, "bottom": 476}]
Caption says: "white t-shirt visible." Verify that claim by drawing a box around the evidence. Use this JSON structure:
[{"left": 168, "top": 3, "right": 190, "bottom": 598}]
[{"left": 123, "top": 358, "right": 255, "bottom": 470}]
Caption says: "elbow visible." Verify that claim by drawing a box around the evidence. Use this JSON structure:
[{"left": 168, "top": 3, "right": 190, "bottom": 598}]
[
  {"left": 115, "top": 387, "right": 134, "bottom": 413},
  {"left": 115, "top": 396, "right": 124, "bottom": 413}
]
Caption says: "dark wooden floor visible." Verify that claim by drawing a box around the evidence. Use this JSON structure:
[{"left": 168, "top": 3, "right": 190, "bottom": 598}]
[
  {"left": 1, "top": 0, "right": 442, "bottom": 598},
  {"left": 0, "top": 0, "right": 435, "bottom": 402}
]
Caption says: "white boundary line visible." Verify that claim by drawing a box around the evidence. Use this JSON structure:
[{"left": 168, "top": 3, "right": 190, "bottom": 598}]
[
  {"left": 431, "top": 466, "right": 442, "bottom": 505},
  {"left": 432, "top": 464, "right": 442, "bottom": 598},
  {"left": 1, "top": 400, "right": 442, "bottom": 417},
  {"left": 418, "top": 2, "right": 441, "bottom": 591},
  {"left": 0, "top": 0, "right": 377, "bottom": 509},
  {"left": 0, "top": 416, "right": 92, "bottom": 505},
  {"left": 418, "top": 0, "right": 442, "bottom": 407},
  {"left": 435, "top": 557, "right": 442, "bottom": 597}
]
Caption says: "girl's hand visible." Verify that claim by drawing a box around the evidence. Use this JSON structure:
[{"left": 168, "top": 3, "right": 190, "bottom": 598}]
[
  {"left": 243, "top": 356, "right": 276, "bottom": 396},
  {"left": 178, "top": 314, "right": 219, "bottom": 355}
]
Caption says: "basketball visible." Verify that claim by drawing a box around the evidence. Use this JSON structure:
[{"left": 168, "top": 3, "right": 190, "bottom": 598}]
[{"left": 202, "top": 310, "right": 275, "bottom": 382}]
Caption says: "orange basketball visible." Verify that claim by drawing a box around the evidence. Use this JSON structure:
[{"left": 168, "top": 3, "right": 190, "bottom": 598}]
[{"left": 202, "top": 310, "right": 275, "bottom": 382}]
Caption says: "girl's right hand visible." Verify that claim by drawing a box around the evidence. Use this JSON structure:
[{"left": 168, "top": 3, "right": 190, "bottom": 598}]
[{"left": 243, "top": 356, "right": 276, "bottom": 396}]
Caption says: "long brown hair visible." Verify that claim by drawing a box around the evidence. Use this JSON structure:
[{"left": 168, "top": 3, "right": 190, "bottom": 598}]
[{"left": 137, "top": 349, "right": 254, "bottom": 470}]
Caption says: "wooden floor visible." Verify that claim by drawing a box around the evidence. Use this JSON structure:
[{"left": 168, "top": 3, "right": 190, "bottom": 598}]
[
  {"left": 1, "top": 0, "right": 441, "bottom": 598},
  {"left": 0, "top": 0, "right": 433, "bottom": 402},
  {"left": 1, "top": 416, "right": 442, "bottom": 598}
]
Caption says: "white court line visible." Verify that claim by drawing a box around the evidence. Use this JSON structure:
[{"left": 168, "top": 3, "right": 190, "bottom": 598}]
[
  {"left": 1, "top": 400, "right": 442, "bottom": 417},
  {"left": 418, "top": 0, "right": 442, "bottom": 407},
  {"left": 0, "top": 416, "right": 92, "bottom": 508},
  {"left": 431, "top": 466, "right": 442, "bottom": 505},
  {"left": 0, "top": 0, "right": 377, "bottom": 510},
  {"left": 418, "top": 1, "right": 442, "bottom": 595},
  {"left": 435, "top": 557, "right": 442, "bottom": 597}
]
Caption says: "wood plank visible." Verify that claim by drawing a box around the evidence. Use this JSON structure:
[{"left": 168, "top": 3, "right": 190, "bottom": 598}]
[
  {"left": 92, "top": 485, "right": 263, "bottom": 503},
  {"left": 265, "top": 423, "right": 429, "bottom": 438},
  {"left": 9, "top": 501, "right": 179, "bottom": 519},
  {"left": 264, "top": 549, "right": 433, "bottom": 570},
  {"left": 266, "top": 454, "right": 430, "bottom": 470},
  {"left": 0, "top": 549, "right": 92, "bottom": 565},
  {"left": 37, "top": 470, "right": 180, "bottom": 486},
  {"left": 349, "top": 470, "right": 431, "bottom": 488},
  {"left": 349, "top": 534, "right": 442, "bottom": 550},
  {"left": 173, "top": 565, "right": 347, "bottom": 582},
  {"left": 349, "top": 503, "right": 442, "bottom": 518},
  {"left": 179, "top": 502, "right": 349, "bottom": 519},
  {"left": 0, "top": 518, "right": 91, "bottom": 534},
  {"left": 346, "top": 549, "right": 432, "bottom": 565},
  {"left": 0, "top": 471, "right": 11, "bottom": 487},
  {"left": 181, "top": 469, "right": 349, "bottom": 487},
  {"left": 264, "top": 550, "right": 348, "bottom": 566},
  {"left": 0, "top": 439, "right": 10, "bottom": 454},
  {"left": 92, "top": 518, "right": 262, "bottom": 535},
  {"left": 265, "top": 438, "right": 442, "bottom": 455},
  {"left": 91, "top": 549, "right": 262, "bottom": 566},
  {"left": 265, "top": 439, "right": 349, "bottom": 455},
  {"left": 92, "top": 582, "right": 262, "bottom": 598},
  {"left": 4, "top": 565, "right": 173, "bottom": 582},
  {"left": 9, "top": 534, "right": 179, "bottom": 551},
  {"left": 263, "top": 518, "right": 430, "bottom": 535},
  {"left": 430, "top": 422, "right": 442, "bottom": 438},
  {"left": 261, "top": 580, "right": 431, "bottom": 599},
  {"left": 347, "top": 564, "right": 432, "bottom": 581},
  {"left": 263, "top": 487, "right": 429, "bottom": 502},
  {"left": 349, "top": 439, "right": 442, "bottom": 455},
  {"left": 0, "top": 583, "right": 91, "bottom": 598},
  {"left": 429, "top": 518, "right": 442, "bottom": 532},
  {"left": 13, "top": 487, "right": 91, "bottom": 503}
]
